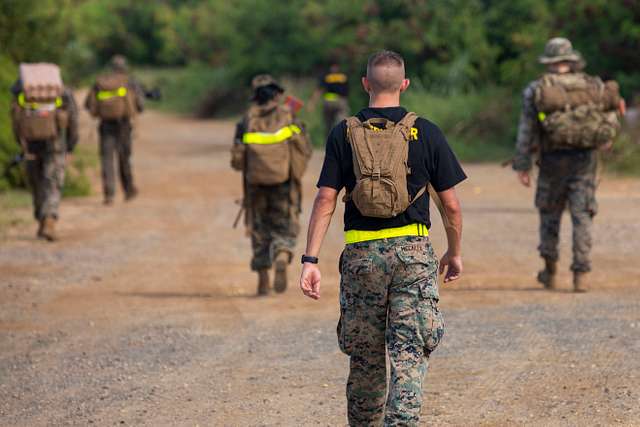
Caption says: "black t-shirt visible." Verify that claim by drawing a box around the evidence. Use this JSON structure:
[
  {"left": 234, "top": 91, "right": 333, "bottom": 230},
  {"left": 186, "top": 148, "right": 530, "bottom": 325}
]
[
  {"left": 319, "top": 73, "right": 349, "bottom": 97},
  {"left": 317, "top": 107, "right": 467, "bottom": 231}
]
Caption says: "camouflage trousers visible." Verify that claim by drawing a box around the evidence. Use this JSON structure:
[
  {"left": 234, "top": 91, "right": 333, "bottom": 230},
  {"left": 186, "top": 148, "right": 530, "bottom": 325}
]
[
  {"left": 99, "top": 120, "right": 136, "bottom": 199},
  {"left": 323, "top": 98, "right": 349, "bottom": 136},
  {"left": 536, "top": 150, "right": 598, "bottom": 272},
  {"left": 25, "top": 140, "right": 66, "bottom": 221},
  {"left": 338, "top": 236, "right": 444, "bottom": 426},
  {"left": 247, "top": 182, "right": 298, "bottom": 271}
]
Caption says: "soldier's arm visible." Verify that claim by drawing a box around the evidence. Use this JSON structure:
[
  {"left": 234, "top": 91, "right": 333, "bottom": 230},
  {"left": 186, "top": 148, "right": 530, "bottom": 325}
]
[
  {"left": 63, "top": 88, "right": 79, "bottom": 152},
  {"left": 512, "top": 82, "right": 540, "bottom": 172},
  {"left": 436, "top": 188, "right": 463, "bottom": 282},
  {"left": 300, "top": 186, "right": 338, "bottom": 300},
  {"left": 129, "top": 77, "right": 145, "bottom": 113}
]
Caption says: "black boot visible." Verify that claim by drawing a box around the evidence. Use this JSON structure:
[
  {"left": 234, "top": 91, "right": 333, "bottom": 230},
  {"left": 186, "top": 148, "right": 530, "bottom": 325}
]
[
  {"left": 257, "top": 269, "right": 270, "bottom": 296},
  {"left": 537, "top": 258, "right": 557, "bottom": 290}
]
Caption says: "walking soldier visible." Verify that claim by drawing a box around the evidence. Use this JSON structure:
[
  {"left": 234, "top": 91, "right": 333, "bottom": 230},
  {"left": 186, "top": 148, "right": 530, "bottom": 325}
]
[{"left": 300, "top": 51, "right": 466, "bottom": 425}]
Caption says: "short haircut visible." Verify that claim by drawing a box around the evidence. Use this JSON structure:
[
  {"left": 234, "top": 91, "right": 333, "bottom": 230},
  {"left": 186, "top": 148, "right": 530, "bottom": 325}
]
[{"left": 366, "top": 50, "right": 405, "bottom": 93}]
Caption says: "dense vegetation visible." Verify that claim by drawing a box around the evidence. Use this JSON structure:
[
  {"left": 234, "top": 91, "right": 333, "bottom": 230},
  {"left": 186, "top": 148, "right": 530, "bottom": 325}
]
[{"left": 1, "top": 0, "right": 639, "bottom": 189}]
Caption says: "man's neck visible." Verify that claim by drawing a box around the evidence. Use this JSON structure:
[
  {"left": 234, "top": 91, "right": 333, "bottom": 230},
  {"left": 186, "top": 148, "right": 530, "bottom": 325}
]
[{"left": 369, "top": 92, "right": 401, "bottom": 108}]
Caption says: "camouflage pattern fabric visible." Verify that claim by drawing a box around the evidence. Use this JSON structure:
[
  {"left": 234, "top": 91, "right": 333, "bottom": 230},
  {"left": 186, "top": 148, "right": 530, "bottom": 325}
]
[
  {"left": 99, "top": 121, "right": 136, "bottom": 199},
  {"left": 513, "top": 81, "right": 541, "bottom": 172},
  {"left": 323, "top": 97, "right": 349, "bottom": 136},
  {"left": 536, "top": 150, "right": 597, "bottom": 273},
  {"left": 338, "top": 236, "right": 444, "bottom": 426},
  {"left": 25, "top": 139, "right": 66, "bottom": 220},
  {"left": 248, "top": 181, "right": 298, "bottom": 271}
]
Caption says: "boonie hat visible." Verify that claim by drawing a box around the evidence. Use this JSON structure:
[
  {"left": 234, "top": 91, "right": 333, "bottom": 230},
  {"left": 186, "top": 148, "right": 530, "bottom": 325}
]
[{"left": 539, "top": 37, "right": 583, "bottom": 64}]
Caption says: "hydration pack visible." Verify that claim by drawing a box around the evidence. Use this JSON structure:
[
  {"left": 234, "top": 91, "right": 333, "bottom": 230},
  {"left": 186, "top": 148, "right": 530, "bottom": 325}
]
[{"left": 345, "top": 112, "right": 424, "bottom": 218}]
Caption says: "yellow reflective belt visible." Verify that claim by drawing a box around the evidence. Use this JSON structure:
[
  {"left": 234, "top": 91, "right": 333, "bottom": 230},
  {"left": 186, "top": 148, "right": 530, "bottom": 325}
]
[
  {"left": 18, "top": 92, "right": 62, "bottom": 109},
  {"left": 97, "top": 86, "right": 128, "bottom": 101},
  {"left": 344, "top": 223, "right": 429, "bottom": 245},
  {"left": 323, "top": 92, "right": 340, "bottom": 101},
  {"left": 538, "top": 112, "right": 546, "bottom": 122},
  {"left": 243, "top": 124, "right": 301, "bottom": 145}
]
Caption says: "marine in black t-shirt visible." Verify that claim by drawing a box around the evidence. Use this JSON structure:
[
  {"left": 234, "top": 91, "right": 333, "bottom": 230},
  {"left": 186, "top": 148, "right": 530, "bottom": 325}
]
[
  {"left": 317, "top": 106, "right": 467, "bottom": 231},
  {"left": 319, "top": 72, "right": 349, "bottom": 98}
]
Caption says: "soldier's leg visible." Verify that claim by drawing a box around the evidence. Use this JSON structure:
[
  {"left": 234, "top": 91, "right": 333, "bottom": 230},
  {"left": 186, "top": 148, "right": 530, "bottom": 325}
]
[
  {"left": 535, "top": 170, "right": 568, "bottom": 264},
  {"left": 538, "top": 208, "right": 564, "bottom": 263},
  {"left": 322, "top": 101, "right": 336, "bottom": 137},
  {"left": 116, "top": 122, "right": 136, "bottom": 198},
  {"left": 248, "top": 186, "right": 272, "bottom": 271},
  {"left": 268, "top": 183, "right": 297, "bottom": 259},
  {"left": 339, "top": 241, "right": 390, "bottom": 425},
  {"left": 99, "top": 127, "right": 117, "bottom": 202},
  {"left": 386, "top": 237, "right": 444, "bottom": 426},
  {"left": 39, "top": 147, "right": 66, "bottom": 220},
  {"left": 25, "top": 155, "right": 44, "bottom": 222},
  {"left": 567, "top": 170, "right": 597, "bottom": 274}
]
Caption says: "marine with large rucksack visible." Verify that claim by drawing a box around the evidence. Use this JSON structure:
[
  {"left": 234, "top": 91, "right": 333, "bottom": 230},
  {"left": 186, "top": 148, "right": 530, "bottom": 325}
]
[
  {"left": 231, "top": 74, "right": 312, "bottom": 296},
  {"left": 9, "top": 63, "right": 79, "bottom": 241},
  {"left": 513, "top": 37, "right": 625, "bottom": 292},
  {"left": 85, "top": 55, "right": 145, "bottom": 205}
]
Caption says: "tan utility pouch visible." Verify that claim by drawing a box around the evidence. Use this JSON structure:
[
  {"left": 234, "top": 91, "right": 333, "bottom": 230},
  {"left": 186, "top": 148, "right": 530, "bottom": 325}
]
[
  {"left": 17, "top": 108, "right": 58, "bottom": 141},
  {"left": 289, "top": 128, "right": 312, "bottom": 181},
  {"left": 230, "top": 143, "right": 246, "bottom": 171},
  {"left": 246, "top": 143, "right": 290, "bottom": 185},
  {"left": 345, "top": 112, "right": 421, "bottom": 218}
]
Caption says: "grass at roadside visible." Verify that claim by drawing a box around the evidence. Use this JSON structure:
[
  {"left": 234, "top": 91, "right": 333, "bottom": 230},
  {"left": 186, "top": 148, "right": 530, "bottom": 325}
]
[{"left": 0, "top": 189, "right": 31, "bottom": 236}]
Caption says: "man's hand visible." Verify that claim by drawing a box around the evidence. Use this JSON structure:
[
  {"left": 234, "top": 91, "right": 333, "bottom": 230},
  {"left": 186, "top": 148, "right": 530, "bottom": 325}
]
[
  {"left": 300, "top": 263, "right": 322, "bottom": 300},
  {"left": 439, "top": 251, "right": 462, "bottom": 283},
  {"left": 517, "top": 170, "right": 531, "bottom": 187}
]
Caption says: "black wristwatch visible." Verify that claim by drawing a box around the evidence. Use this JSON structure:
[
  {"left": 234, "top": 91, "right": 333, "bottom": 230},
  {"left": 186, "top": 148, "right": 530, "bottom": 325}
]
[{"left": 301, "top": 255, "right": 319, "bottom": 264}]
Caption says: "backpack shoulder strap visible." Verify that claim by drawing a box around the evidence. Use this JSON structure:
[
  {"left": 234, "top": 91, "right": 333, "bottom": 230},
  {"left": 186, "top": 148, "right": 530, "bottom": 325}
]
[{"left": 394, "top": 111, "right": 418, "bottom": 140}]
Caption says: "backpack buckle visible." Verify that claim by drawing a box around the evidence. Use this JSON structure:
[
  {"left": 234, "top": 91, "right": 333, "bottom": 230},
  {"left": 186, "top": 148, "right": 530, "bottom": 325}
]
[{"left": 372, "top": 169, "right": 381, "bottom": 180}]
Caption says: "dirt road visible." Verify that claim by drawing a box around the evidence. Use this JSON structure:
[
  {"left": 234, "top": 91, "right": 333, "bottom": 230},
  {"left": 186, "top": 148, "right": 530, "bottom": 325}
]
[{"left": 1, "top": 109, "right": 639, "bottom": 426}]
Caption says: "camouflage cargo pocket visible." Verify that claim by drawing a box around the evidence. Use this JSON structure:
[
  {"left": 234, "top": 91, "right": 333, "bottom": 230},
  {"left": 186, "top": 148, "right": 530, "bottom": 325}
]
[
  {"left": 417, "top": 299, "right": 445, "bottom": 354},
  {"left": 395, "top": 240, "right": 439, "bottom": 300}
]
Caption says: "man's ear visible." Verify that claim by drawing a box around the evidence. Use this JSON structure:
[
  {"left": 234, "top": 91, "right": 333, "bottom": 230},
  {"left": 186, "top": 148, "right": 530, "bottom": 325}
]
[
  {"left": 361, "top": 77, "right": 371, "bottom": 94},
  {"left": 399, "top": 78, "right": 410, "bottom": 93}
]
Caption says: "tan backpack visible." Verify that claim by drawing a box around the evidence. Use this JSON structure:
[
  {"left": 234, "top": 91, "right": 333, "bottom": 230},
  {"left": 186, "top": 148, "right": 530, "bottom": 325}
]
[
  {"left": 90, "top": 73, "right": 137, "bottom": 120},
  {"left": 534, "top": 73, "right": 621, "bottom": 149},
  {"left": 242, "top": 104, "right": 309, "bottom": 185},
  {"left": 14, "top": 63, "right": 66, "bottom": 141},
  {"left": 345, "top": 112, "right": 423, "bottom": 218}
]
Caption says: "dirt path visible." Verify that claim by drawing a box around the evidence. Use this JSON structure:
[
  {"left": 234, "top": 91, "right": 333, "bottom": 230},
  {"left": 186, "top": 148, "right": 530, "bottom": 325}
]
[{"left": 1, "top": 108, "right": 639, "bottom": 426}]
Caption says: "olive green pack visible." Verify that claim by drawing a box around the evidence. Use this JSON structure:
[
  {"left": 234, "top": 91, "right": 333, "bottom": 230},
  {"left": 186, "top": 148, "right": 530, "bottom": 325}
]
[
  {"left": 345, "top": 112, "right": 424, "bottom": 218},
  {"left": 535, "top": 73, "right": 621, "bottom": 150}
]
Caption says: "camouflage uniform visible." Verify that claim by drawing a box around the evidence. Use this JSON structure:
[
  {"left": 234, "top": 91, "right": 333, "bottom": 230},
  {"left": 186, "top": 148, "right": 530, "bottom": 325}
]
[
  {"left": 513, "top": 39, "right": 599, "bottom": 274},
  {"left": 247, "top": 181, "right": 298, "bottom": 271},
  {"left": 86, "top": 56, "right": 145, "bottom": 202},
  {"left": 10, "top": 85, "right": 79, "bottom": 222},
  {"left": 339, "top": 236, "right": 444, "bottom": 425}
]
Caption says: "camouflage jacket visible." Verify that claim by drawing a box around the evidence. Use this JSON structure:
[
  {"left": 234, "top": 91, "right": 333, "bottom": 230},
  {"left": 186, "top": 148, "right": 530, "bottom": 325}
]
[{"left": 512, "top": 80, "right": 541, "bottom": 172}]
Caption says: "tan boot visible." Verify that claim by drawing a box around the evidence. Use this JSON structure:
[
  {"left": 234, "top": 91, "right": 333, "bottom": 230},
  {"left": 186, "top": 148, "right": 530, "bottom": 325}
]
[
  {"left": 537, "top": 258, "right": 557, "bottom": 290},
  {"left": 40, "top": 216, "right": 58, "bottom": 242},
  {"left": 273, "top": 251, "right": 290, "bottom": 294},
  {"left": 573, "top": 272, "right": 588, "bottom": 293},
  {"left": 257, "top": 269, "right": 270, "bottom": 296}
]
